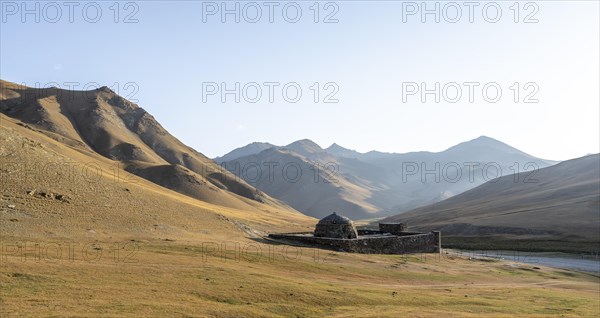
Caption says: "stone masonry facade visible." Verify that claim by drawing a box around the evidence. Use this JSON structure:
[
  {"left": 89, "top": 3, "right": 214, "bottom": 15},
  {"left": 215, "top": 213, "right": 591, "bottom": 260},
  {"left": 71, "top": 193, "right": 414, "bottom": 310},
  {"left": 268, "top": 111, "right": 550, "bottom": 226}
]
[{"left": 269, "top": 222, "right": 441, "bottom": 255}]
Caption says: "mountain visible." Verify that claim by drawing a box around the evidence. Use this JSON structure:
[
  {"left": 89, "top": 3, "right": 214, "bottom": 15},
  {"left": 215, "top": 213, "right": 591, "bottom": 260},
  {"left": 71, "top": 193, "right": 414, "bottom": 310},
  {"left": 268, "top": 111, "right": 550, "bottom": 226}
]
[
  {"left": 281, "top": 139, "right": 324, "bottom": 158},
  {"left": 440, "top": 135, "right": 547, "bottom": 163},
  {"left": 381, "top": 154, "right": 600, "bottom": 247},
  {"left": 214, "top": 141, "right": 275, "bottom": 163},
  {"left": 362, "top": 136, "right": 558, "bottom": 213},
  {"left": 325, "top": 143, "right": 364, "bottom": 159},
  {"left": 218, "top": 136, "right": 557, "bottom": 219},
  {"left": 219, "top": 141, "right": 384, "bottom": 219},
  {"left": 0, "top": 80, "right": 293, "bottom": 211}
]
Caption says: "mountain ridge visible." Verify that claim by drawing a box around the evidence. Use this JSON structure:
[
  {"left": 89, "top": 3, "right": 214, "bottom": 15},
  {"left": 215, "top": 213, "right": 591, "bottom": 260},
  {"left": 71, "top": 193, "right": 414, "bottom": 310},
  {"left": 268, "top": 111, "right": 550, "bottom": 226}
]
[
  {"left": 218, "top": 135, "right": 557, "bottom": 164},
  {"left": 218, "top": 136, "right": 557, "bottom": 219},
  {"left": 0, "top": 80, "right": 294, "bottom": 212}
]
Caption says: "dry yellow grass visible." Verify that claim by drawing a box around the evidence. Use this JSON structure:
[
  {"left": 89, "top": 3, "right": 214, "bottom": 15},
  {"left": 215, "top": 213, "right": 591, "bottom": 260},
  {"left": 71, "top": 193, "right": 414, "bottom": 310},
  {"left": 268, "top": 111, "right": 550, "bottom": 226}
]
[
  {"left": 1, "top": 239, "right": 599, "bottom": 317},
  {"left": 1, "top": 113, "right": 599, "bottom": 317}
]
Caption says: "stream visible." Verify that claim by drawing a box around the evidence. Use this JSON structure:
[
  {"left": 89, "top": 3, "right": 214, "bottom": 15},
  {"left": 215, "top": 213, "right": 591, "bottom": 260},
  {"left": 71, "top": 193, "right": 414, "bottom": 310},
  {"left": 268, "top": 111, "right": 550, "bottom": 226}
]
[{"left": 447, "top": 249, "right": 600, "bottom": 274}]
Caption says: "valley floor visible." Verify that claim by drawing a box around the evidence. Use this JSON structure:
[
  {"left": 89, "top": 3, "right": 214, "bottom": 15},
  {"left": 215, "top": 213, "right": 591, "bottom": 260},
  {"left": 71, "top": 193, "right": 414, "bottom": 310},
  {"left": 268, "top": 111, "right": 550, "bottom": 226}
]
[
  {"left": 1, "top": 237, "right": 599, "bottom": 317},
  {"left": 0, "top": 115, "right": 598, "bottom": 317}
]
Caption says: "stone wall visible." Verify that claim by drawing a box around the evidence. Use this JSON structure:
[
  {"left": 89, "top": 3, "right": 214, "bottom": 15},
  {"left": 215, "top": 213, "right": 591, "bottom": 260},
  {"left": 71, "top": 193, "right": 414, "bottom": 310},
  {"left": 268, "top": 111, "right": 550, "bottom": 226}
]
[
  {"left": 268, "top": 231, "right": 441, "bottom": 254},
  {"left": 314, "top": 224, "right": 358, "bottom": 239},
  {"left": 378, "top": 223, "right": 407, "bottom": 235},
  {"left": 356, "top": 229, "right": 383, "bottom": 235}
]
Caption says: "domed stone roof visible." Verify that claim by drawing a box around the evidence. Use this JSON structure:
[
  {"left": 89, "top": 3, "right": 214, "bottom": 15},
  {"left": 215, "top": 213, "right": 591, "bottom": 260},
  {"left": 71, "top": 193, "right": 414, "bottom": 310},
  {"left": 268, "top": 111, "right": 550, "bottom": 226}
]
[
  {"left": 314, "top": 212, "right": 358, "bottom": 239},
  {"left": 316, "top": 212, "right": 353, "bottom": 225}
]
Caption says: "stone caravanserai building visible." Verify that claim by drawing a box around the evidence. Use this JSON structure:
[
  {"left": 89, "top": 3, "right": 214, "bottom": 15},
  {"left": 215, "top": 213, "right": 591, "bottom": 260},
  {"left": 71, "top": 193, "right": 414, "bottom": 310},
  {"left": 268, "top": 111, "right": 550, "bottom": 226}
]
[
  {"left": 314, "top": 212, "right": 359, "bottom": 239},
  {"left": 269, "top": 212, "right": 441, "bottom": 254}
]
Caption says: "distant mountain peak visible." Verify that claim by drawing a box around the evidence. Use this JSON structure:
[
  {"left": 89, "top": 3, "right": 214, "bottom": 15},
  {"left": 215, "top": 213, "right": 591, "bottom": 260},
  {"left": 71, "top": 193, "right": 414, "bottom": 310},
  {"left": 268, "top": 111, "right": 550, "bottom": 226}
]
[
  {"left": 286, "top": 139, "right": 322, "bottom": 149},
  {"left": 281, "top": 139, "right": 324, "bottom": 157},
  {"left": 288, "top": 138, "right": 320, "bottom": 147},
  {"left": 215, "top": 141, "right": 275, "bottom": 163},
  {"left": 326, "top": 142, "right": 364, "bottom": 159},
  {"left": 447, "top": 135, "right": 515, "bottom": 152},
  {"left": 327, "top": 142, "right": 349, "bottom": 151},
  {"left": 473, "top": 135, "right": 494, "bottom": 141},
  {"left": 440, "top": 135, "right": 558, "bottom": 164},
  {"left": 472, "top": 135, "right": 503, "bottom": 144}
]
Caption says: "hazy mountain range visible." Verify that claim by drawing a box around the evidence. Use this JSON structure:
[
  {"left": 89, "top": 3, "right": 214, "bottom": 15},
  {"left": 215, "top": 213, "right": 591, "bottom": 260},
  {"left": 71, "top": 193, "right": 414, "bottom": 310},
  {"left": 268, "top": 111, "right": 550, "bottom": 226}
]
[
  {"left": 1, "top": 79, "right": 597, "bottom": 250},
  {"left": 382, "top": 154, "right": 600, "bottom": 245},
  {"left": 217, "top": 137, "right": 557, "bottom": 219}
]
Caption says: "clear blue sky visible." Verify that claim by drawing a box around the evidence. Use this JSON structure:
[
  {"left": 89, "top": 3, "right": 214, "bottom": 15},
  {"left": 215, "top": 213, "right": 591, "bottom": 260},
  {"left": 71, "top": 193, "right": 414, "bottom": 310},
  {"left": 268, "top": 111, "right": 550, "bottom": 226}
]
[{"left": 1, "top": 1, "right": 598, "bottom": 160}]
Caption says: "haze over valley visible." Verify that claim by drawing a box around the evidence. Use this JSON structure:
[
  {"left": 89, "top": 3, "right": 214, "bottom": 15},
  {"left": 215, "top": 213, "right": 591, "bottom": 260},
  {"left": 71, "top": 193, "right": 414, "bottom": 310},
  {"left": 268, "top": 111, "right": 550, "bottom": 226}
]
[{"left": 217, "top": 136, "right": 557, "bottom": 219}]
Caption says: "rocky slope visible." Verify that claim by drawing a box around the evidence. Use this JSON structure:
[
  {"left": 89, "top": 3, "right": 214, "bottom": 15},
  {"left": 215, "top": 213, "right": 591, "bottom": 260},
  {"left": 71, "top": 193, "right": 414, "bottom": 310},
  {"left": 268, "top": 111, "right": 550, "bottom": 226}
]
[{"left": 0, "top": 80, "right": 290, "bottom": 211}]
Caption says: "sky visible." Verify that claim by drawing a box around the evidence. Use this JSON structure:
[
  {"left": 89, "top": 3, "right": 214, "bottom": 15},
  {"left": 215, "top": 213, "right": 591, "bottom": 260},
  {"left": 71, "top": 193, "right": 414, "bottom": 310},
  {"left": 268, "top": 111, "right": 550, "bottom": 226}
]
[{"left": 1, "top": 0, "right": 599, "bottom": 161}]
